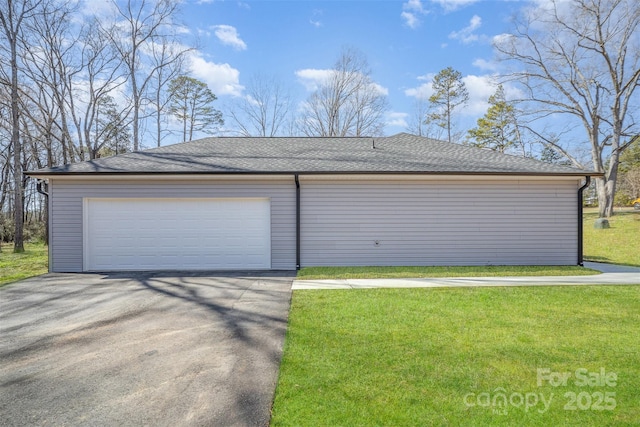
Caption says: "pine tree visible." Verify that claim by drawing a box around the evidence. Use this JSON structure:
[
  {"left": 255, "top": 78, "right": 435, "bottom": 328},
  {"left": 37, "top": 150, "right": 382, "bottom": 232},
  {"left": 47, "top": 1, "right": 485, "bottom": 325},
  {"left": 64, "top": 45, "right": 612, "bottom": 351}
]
[
  {"left": 467, "top": 85, "right": 520, "bottom": 153},
  {"left": 168, "top": 76, "right": 223, "bottom": 141},
  {"left": 426, "top": 67, "right": 469, "bottom": 143}
]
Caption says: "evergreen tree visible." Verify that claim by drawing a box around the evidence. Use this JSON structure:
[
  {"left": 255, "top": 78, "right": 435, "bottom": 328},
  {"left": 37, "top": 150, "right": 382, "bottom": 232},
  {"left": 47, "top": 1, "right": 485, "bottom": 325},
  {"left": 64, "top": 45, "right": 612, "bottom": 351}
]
[
  {"left": 467, "top": 85, "right": 520, "bottom": 153},
  {"left": 168, "top": 76, "right": 223, "bottom": 141},
  {"left": 426, "top": 67, "right": 469, "bottom": 143},
  {"left": 540, "top": 146, "right": 572, "bottom": 166}
]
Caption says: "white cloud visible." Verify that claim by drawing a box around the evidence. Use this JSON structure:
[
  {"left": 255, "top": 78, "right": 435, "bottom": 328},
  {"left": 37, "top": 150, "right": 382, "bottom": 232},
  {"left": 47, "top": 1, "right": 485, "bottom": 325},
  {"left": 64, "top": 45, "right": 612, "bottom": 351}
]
[
  {"left": 405, "top": 82, "right": 433, "bottom": 100},
  {"left": 188, "top": 52, "right": 244, "bottom": 97},
  {"left": 472, "top": 58, "right": 498, "bottom": 71},
  {"left": 417, "top": 73, "right": 435, "bottom": 82},
  {"left": 80, "top": 0, "right": 117, "bottom": 18},
  {"left": 387, "top": 111, "right": 409, "bottom": 128},
  {"left": 461, "top": 74, "right": 498, "bottom": 115},
  {"left": 212, "top": 25, "right": 247, "bottom": 51},
  {"left": 405, "top": 0, "right": 426, "bottom": 12},
  {"left": 197, "top": 28, "right": 211, "bottom": 38},
  {"left": 500, "top": 83, "right": 525, "bottom": 101},
  {"left": 72, "top": 75, "right": 129, "bottom": 112},
  {"left": 449, "top": 14, "right": 482, "bottom": 44},
  {"left": 463, "top": 75, "right": 526, "bottom": 116},
  {"left": 525, "top": 0, "right": 574, "bottom": 18},
  {"left": 430, "top": 0, "right": 479, "bottom": 13},
  {"left": 295, "top": 69, "right": 333, "bottom": 91},
  {"left": 404, "top": 73, "right": 436, "bottom": 100},
  {"left": 402, "top": 0, "right": 428, "bottom": 29},
  {"left": 176, "top": 25, "right": 191, "bottom": 35},
  {"left": 401, "top": 12, "right": 420, "bottom": 29},
  {"left": 310, "top": 20, "right": 322, "bottom": 28},
  {"left": 371, "top": 82, "right": 389, "bottom": 96},
  {"left": 405, "top": 73, "right": 524, "bottom": 117},
  {"left": 492, "top": 33, "right": 513, "bottom": 47}
]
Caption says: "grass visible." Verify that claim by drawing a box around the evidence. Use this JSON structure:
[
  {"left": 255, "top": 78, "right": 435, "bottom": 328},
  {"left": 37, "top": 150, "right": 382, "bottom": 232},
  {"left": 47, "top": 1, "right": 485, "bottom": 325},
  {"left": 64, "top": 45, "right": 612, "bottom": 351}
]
[
  {"left": 583, "top": 208, "right": 640, "bottom": 266},
  {"left": 271, "top": 286, "right": 640, "bottom": 426},
  {"left": 0, "top": 242, "right": 48, "bottom": 287},
  {"left": 297, "top": 265, "right": 599, "bottom": 280}
]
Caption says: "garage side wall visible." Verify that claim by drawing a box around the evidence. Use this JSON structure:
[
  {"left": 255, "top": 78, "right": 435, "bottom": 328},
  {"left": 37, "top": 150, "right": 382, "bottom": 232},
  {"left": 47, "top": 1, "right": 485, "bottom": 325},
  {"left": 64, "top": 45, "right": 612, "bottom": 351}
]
[
  {"left": 49, "top": 179, "right": 296, "bottom": 272},
  {"left": 300, "top": 177, "right": 579, "bottom": 266}
]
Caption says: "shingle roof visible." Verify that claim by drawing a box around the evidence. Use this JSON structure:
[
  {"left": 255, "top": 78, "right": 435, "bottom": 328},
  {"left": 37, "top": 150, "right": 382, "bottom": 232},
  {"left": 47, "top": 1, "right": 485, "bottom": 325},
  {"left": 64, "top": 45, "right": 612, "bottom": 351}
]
[{"left": 27, "top": 133, "right": 597, "bottom": 176}]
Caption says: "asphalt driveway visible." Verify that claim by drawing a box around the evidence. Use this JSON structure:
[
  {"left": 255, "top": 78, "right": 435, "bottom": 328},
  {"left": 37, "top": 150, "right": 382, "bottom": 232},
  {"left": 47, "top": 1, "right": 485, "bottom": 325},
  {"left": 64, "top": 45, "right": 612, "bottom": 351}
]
[{"left": 0, "top": 271, "right": 295, "bottom": 427}]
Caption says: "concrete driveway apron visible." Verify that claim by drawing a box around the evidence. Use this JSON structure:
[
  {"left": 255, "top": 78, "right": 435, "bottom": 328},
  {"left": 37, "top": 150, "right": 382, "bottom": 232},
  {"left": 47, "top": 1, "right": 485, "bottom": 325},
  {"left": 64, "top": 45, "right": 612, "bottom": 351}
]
[{"left": 0, "top": 271, "right": 294, "bottom": 427}]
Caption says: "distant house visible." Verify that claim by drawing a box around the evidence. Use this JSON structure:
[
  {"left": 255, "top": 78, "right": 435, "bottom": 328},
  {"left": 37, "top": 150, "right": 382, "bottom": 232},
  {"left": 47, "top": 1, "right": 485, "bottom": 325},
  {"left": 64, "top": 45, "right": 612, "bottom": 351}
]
[{"left": 27, "top": 133, "right": 599, "bottom": 272}]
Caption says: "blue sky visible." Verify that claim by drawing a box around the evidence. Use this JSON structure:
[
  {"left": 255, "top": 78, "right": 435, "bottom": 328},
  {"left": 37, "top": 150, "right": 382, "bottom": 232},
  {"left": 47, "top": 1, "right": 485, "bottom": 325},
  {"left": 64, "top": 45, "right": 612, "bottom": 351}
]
[{"left": 181, "top": 0, "right": 525, "bottom": 136}]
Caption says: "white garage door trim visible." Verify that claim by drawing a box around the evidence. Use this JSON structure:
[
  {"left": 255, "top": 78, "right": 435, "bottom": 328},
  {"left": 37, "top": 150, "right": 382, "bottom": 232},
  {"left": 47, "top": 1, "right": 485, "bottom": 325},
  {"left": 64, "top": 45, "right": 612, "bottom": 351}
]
[{"left": 83, "top": 198, "right": 271, "bottom": 271}]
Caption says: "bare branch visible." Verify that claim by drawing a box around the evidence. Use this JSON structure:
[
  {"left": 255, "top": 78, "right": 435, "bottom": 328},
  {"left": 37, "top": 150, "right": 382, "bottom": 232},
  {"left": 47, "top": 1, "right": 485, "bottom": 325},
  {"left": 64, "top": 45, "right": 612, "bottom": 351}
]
[
  {"left": 298, "top": 47, "right": 388, "bottom": 137},
  {"left": 496, "top": 0, "right": 639, "bottom": 217}
]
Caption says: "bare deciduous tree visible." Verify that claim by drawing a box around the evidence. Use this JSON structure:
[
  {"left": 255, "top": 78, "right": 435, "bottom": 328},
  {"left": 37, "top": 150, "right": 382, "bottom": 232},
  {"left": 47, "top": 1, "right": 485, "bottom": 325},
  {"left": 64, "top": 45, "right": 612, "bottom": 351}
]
[
  {"left": 228, "top": 74, "right": 292, "bottom": 137},
  {"left": 106, "top": 0, "right": 186, "bottom": 151},
  {"left": 21, "top": 0, "right": 80, "bottom": 165},
  {"left": 0, "top": 0, "right": 42, "bottom": 252},
  {"left": 622, "top": 168, "right": 640, "bottom": 200},
  {"left": 495, "top": 0, "right": 640, "bottom": 217},
  {"left": 148, "top": 38, "right": 185, "bottom": 147},
  {"left": 74, "top": 18, "right": 129, "bottom": 160},
  {"left": 0, "top": 0, "right": 194, "bottom": 246},
  {"left": 405, "top": 98, "right": 429, "bottom": 137},
  {"left": 299, "top": 48, "right": 388, "bottom": 137}
]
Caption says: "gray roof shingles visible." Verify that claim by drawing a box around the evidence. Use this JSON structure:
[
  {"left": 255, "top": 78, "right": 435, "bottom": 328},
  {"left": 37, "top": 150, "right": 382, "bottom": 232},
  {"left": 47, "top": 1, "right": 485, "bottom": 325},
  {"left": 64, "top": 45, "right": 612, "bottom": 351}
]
[{"left": 27, "top": 133, "right": 597, "bottom": 176}]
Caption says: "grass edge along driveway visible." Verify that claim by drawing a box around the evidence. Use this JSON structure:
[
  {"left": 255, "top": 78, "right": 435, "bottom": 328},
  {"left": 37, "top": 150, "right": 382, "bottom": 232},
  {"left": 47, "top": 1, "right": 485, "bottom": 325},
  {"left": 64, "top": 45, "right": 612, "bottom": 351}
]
[
  {"left": 296, "top": 265, "right": 600, "bottom": 280},
  {"left": 271, "top": 285, "right": 640, "bottom": 426}
]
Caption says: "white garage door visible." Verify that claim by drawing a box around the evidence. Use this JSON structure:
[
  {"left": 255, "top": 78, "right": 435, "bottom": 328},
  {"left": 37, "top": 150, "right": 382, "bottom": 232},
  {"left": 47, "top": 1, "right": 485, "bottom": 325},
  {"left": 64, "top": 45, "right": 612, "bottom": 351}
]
[{"left": 84, "top": 198, "right": 271, "bottom": 271}]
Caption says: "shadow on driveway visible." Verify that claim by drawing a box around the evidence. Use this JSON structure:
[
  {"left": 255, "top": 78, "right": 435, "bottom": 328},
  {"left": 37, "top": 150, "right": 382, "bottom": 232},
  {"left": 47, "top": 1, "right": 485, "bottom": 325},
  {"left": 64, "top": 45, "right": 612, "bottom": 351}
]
[{"left": 0, "top": 271, "right": 295, "bottom": 427}]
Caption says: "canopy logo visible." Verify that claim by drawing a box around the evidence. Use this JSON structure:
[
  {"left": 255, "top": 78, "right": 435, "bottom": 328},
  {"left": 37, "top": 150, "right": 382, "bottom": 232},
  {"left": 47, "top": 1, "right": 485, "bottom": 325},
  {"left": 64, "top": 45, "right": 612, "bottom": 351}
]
[
  {"left": 463, "top": 388, "right": 553, "bottom": 415},
  {"left": 463, "top": 367, "right": 618, "bottom": 415}
]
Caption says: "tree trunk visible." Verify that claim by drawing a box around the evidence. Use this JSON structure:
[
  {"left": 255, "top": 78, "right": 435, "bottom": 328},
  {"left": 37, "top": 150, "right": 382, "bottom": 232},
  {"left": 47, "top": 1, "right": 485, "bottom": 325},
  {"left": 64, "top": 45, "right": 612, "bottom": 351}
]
[
  {"left": 595, "top": 176, "right": 616, "bottom": 218},
  {"left": 8, "top": 16, "right": 24, "bottom": 252},
  {"left": 156, "top": 90, "right": 161, "bottom": 147},
  {"left": 132, "top": 92, "right": 139, "bottom": 151},
  {"left": 131, "top": 68, "right": 139, "bottom": 151}
]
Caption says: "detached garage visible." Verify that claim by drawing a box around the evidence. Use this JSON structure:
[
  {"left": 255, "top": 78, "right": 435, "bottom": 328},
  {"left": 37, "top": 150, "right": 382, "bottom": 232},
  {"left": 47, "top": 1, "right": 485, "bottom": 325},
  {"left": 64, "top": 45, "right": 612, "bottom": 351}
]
[{"left": 27, "top": 133, "right": 598, "bottom": 272}]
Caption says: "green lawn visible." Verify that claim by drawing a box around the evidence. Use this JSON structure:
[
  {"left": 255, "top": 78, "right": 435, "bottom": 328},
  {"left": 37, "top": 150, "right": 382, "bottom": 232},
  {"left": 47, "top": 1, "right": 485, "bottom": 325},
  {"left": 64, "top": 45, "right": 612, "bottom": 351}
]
[
  {"left": 583, "top": 208, "right": 640, "bottom": 266},
  {"left": 271, "top": 286, "right": 640, "bottom": 426},
  {"left": 298, "top": 265, "right": 599, "bottom": 280},
  {"left": 0, "top": 242, "right": 48, "bottom": 287}
]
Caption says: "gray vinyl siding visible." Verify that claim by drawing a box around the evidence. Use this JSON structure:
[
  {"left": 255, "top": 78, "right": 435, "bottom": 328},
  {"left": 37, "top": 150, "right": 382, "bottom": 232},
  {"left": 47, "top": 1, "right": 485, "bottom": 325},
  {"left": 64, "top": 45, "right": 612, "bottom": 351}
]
[
  {"left": 300, "top": 178, "right": 579, "bottom": 266},
  {"left": 49, "top": 179, "right": 296, "bottom": 272},
  {"left": 49, "top": 175, "right": 581, "bottom": 271}
]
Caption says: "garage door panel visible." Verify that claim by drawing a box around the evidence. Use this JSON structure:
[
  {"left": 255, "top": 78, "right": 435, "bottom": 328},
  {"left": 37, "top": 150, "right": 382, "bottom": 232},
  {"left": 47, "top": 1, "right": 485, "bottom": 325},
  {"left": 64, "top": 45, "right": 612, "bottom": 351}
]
[{"left": 84, "top": 198, "right": 271, "bottom": 271}]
